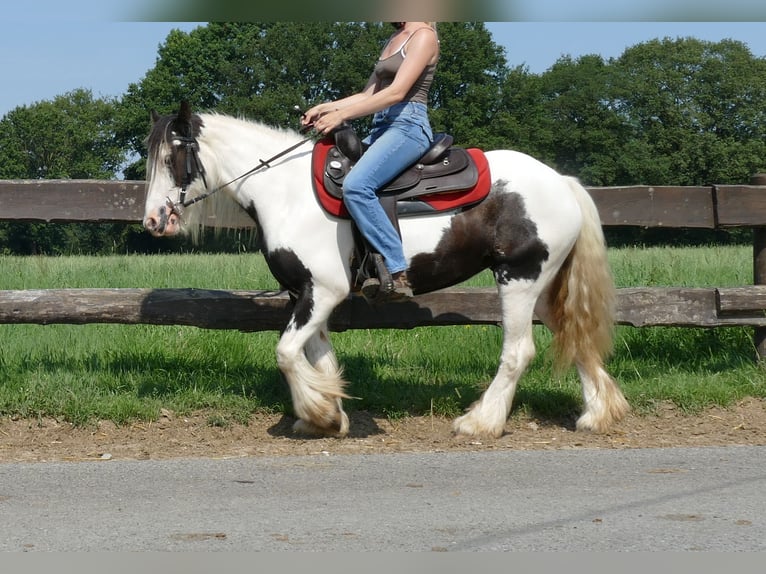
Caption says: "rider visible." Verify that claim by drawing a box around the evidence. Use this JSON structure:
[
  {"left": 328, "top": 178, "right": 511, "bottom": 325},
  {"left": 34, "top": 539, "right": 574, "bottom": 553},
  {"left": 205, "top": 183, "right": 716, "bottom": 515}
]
[{"left": 302, "top": 22, "right": 439, "bottom": 300}]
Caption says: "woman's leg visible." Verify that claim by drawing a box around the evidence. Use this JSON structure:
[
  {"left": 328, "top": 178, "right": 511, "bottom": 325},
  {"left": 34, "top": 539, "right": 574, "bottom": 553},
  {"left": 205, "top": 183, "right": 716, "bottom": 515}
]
[{"left": 342, "top": 122, "right": 430, "bottom": 275}]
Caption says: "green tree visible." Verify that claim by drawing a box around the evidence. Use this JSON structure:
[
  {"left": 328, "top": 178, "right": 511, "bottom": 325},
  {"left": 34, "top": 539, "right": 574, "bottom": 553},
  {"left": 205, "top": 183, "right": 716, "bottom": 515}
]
[
  {"left": 428, "top": 22, "right": 509, "bottom": 149},
  {"left": 0, "top": 89, "right": 130, "bottom": 254},
  {"left": 116, "top": 22, "right": 512, "bottom": 177},
  {"left": 0, "top": 89, "right": 124, "bottom": 179},
  {"left": 490, "top": 65, "right": 551, "bottom": 160},
  {"left": 610, "top": 37, "right": 766, "bottom": 186},
  {"left": 536, "top": 55, "right": 629, "bottom": 185}
]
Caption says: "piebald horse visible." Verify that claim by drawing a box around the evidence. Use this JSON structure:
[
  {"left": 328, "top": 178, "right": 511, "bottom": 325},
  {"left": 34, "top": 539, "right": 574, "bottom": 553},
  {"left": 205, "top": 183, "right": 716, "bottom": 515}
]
[{"left": 143, "top": 101, "right": 629, "bottom": 438}]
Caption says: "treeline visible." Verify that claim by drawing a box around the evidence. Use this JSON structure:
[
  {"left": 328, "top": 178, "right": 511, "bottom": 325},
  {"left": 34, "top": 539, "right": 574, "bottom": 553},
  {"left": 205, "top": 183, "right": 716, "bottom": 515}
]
[{"left": 1, "top": 22, "right": 765, "bottom": 254}]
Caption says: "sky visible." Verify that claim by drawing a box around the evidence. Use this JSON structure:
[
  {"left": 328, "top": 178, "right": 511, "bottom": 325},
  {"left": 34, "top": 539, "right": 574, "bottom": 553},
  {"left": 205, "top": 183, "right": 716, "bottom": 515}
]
[{"left": 2, "top": 2, "right": 766, "bottom": 118}]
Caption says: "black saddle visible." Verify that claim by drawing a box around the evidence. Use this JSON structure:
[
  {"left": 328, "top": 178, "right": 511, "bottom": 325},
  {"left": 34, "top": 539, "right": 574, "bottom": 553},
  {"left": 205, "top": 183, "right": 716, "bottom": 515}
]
[{"left": 322, "top": 126, "right": 480, "bottom": 214}]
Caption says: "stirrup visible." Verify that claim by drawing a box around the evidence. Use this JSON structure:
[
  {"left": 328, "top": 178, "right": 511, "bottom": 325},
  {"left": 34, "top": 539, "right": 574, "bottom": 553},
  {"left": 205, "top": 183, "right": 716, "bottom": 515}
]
[
  {"left": 369, "top": 272, "right": 412, "bottom": 303},
  {"left": 362, "top": 254, "right": 392, "bottom": 300},
  {"left": 361, "top": 277, "right": 381, "bottom": 300}
]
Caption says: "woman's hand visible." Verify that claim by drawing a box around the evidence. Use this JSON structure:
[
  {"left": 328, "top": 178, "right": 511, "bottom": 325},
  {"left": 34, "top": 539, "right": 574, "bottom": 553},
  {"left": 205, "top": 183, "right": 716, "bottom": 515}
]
[
  {"left": 301, "top": 104, "right": 344, "bottom": 135},
  {"left": 300, "top": 104, "right": 323, "bottom": 127},
  {"left": 312, "top": 109, "right": 345, "bottom": 135}
]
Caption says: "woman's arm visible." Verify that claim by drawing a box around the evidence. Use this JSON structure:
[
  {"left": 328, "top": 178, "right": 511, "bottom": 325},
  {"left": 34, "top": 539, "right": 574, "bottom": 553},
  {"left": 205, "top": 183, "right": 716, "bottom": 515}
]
[
  {"left": 304, "top": 28, "right": 438, "bottom": 135},
  {"left": 302, "top": 72, "right": 378, "bottom": 125}
]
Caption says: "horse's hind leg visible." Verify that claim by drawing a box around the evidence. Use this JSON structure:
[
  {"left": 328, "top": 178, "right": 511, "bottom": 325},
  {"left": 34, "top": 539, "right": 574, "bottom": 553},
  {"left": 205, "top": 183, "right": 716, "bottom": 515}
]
[
  {"left": 453, "top": 282, "right": 538, "bottom": 438},
  {"left": 535, "top": 292, "right": 629, "bottom": 433}
]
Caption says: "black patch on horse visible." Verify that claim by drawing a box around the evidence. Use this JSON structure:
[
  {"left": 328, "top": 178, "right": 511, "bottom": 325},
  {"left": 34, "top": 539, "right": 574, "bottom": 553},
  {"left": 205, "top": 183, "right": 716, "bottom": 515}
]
[
  {"left": 408, "top": 182, "right": 550, "bottom": 293},
  {"left": 264, "top": 247, "right": 315, "bottom": 330}
]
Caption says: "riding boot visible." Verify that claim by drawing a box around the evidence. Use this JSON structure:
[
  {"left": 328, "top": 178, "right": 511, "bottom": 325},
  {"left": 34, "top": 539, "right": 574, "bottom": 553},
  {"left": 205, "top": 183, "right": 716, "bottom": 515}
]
[
  {"left": 370, "top": 257, "right": 412, "bottom": 303},
  {"left": 383, "top": 271, "right": 412, "bottom": 301}
]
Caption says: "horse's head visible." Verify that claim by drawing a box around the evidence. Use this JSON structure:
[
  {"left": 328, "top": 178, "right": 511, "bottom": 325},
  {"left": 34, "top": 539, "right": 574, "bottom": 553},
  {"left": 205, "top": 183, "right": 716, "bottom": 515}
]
[{"left": 143, "top": 101, "right": 206, "bottom": 237}]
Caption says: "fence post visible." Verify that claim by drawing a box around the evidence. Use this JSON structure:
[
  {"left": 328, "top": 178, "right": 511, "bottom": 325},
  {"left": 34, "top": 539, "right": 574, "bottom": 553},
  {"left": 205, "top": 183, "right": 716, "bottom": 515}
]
[{"left": 751, "top": 173, "right": 766, "bottom": 363}]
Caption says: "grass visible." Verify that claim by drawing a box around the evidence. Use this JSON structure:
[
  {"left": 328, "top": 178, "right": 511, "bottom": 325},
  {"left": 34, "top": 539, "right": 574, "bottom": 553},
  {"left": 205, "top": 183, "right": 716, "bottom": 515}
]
[{"left": 0, "top": 245, "right": 764, "bottom": 426}]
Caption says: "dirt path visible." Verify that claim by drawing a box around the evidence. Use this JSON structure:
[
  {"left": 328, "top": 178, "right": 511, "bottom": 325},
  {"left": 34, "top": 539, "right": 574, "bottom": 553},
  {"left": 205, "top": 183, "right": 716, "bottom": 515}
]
[{"left": 2, "top": 398, "right": 765, "bottom": 463}]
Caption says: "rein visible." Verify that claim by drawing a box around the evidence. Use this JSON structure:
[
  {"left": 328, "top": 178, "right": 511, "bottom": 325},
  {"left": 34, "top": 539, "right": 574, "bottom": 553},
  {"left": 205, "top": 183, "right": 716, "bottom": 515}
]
[{"left": 167, "top": 128, "right": 316, "bottom": 216}]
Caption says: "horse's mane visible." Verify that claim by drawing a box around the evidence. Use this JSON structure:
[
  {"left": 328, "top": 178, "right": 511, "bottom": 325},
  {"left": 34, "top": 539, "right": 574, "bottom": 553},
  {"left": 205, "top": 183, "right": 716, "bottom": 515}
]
[
  {"left": 189, "top": 113, "right": 307, "bottom": 244},
  {"left": 146, "top": 110, "right": 306, "bottom": 246}
]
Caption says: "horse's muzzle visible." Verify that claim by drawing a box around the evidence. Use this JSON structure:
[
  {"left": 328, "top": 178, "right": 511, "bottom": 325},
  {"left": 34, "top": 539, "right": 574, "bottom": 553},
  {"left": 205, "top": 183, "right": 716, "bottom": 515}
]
[{"left": 143, "top": 203, "right": 180, "bottom": 237}]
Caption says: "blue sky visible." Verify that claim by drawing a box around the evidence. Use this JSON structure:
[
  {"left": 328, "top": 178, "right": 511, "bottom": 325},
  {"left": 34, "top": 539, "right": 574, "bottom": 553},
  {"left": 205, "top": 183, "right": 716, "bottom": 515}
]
[
  {"left": 2, "top": 6, "right": 766, "bottom": 117},
  {"left": 486, "top": 22, "right": 766, "bottom": 72}
]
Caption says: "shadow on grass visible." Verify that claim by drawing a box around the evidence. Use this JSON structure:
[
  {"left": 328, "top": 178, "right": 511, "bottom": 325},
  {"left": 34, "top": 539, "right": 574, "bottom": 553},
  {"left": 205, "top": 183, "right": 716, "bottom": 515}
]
[
  {"left": 10, "top": 346, "right": 591, "bottom": 429},
  {"left": 512, "top": 387, "right": 583, "bottom": 430},
  {"left": 15, "top": 350, "right": 290, "bottom": 406}
]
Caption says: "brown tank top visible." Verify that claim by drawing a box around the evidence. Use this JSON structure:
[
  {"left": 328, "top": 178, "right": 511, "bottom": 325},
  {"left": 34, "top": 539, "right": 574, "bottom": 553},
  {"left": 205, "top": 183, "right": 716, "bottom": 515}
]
[{"left": 373, "top": 29, "right": 437, "bottom": 105}]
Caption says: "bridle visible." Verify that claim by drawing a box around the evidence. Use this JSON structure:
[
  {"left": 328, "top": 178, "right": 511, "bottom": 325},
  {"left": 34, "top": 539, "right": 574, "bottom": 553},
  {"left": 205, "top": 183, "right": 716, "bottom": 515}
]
[
  {"left": 164, "top": 121, "right": 316, "bottom": 219},
  {"left": 173, "top": 134, "right": 208, "bottom": 208}
]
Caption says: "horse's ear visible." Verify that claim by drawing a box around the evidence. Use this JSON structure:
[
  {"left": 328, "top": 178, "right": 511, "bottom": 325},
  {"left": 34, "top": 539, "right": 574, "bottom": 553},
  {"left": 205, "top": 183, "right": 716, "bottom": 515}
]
[
  {"left": 151, "top": 110, "right": 160, "bottom": 124},
  {"left": 178, "top": 100, "right": 192, "bottom": 122}
]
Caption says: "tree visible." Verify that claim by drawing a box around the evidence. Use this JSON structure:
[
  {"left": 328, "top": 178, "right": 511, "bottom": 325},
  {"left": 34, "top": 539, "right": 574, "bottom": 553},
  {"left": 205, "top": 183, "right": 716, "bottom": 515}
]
[
  {"left": 536, "top": 55, "right": 629, "bottom": 185},
  {"left": 489, "top": 65, "right": 551, "bottom": 160},
  {"left": 116, "top": 22, "right": 513, "bottom": 177},
  {"left": 428, "top": 22, "right": 509, "bottom": 149},
  {"left": 610, "top": 37, "right": 766, "bottom": 186},
  {"left": 0, "top": 90, "right": 130, "bottom": 255},
  {"left": 0, "top": 89, "right": 124, "bottom": 179}
]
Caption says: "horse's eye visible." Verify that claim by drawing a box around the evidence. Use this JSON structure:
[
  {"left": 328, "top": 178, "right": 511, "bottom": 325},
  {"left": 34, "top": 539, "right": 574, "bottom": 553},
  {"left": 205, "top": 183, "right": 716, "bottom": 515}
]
[{"left": 163, "top": 155, "right": 173, "bottom": 167}]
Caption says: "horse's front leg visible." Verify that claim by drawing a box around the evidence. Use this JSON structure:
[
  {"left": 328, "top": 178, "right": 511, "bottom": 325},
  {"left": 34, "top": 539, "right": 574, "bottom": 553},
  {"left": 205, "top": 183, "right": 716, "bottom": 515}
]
[
  {"left": 276, "top": 289, "right": 350, "bottom": 437},
  {"left": 305, "top": 326, "right": 341, "bottom": 377}
]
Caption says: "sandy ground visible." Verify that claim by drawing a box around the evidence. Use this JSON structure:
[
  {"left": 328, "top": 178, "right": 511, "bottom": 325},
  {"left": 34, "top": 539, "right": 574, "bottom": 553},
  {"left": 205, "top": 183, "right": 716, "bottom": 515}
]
[{"left": 1, "top": 398, "right": 765, "bottom": 463}]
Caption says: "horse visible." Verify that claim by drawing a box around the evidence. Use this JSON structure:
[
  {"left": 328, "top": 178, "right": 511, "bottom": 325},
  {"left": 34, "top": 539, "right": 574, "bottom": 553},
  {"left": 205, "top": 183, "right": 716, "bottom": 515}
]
[{"left": 142, "top": 101, "right": 630, "bottom": 438}]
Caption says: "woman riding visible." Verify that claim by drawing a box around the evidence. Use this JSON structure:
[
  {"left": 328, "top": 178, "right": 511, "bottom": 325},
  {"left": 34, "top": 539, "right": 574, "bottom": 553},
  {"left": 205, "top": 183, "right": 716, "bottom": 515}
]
[{"left": 301, "top": 22, "right": 439, "bottom": 301}]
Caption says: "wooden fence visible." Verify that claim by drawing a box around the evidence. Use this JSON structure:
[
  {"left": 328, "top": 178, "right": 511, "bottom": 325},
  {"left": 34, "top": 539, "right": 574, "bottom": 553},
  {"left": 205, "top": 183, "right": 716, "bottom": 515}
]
[{"left": 2, "top": 175, "right": 766, "bottom": 359}]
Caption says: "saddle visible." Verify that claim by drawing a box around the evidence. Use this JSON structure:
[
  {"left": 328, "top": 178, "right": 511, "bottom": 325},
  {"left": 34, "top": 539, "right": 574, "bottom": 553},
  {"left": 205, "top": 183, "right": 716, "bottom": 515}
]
[
  {"left": 310, "top": 125, "right": 492, "bottom": 298},
  {"left": 311, "top": 126, "right": 491, "bottom": 220}
]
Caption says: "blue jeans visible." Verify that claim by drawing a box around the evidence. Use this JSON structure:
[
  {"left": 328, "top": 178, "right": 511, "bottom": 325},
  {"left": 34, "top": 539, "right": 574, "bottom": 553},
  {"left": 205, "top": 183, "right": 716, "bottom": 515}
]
[{"left": 342, "top": 102, "right": 433, "bottom": 275}]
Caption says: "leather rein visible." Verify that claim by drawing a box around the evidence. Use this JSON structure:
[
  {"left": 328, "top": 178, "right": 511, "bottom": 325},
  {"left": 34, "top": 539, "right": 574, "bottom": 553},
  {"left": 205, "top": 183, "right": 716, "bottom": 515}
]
[{"left": 166, "top": 126, "right": 315, "bottom": 218}]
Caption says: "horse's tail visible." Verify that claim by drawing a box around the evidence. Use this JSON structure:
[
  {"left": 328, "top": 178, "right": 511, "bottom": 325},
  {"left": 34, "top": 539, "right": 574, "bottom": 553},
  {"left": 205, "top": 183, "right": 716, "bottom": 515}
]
[
  {"left": 549, "top": 176, "right": 616, "bottom": 373},
  {"left": 547, "top": 176, "right": 629, "bottom": 432}
]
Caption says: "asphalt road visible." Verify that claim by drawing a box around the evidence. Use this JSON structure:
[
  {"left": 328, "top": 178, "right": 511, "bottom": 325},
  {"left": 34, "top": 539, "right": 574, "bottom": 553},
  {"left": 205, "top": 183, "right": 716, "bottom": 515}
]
[{"left": 0, "top": 445, "right": 764, "bottom": 551}]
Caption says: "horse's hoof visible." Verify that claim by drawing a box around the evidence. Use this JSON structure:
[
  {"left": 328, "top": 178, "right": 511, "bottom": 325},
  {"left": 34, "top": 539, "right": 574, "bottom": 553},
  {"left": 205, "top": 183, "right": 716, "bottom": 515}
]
[
  {"left": 452, "top": 414, "right": 504, "bottom": 438},
  {"left": 292, "top": 413, "right": 349, "bottom": 438}
]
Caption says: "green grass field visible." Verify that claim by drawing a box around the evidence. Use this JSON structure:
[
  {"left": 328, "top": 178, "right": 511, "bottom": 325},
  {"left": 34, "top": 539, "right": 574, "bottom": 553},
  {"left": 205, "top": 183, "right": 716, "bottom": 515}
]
[{"left": 0, "top": 246, "right": 764, "bottom": 427}]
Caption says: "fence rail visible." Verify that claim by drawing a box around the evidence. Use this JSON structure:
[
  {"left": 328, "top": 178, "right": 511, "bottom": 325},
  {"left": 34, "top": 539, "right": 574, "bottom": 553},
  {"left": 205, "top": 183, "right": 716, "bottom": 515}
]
[
  {"left": 2, "top": 176, "right": 766, "bottom": 357},
  {"left": 1, "top": 286, "right": 766, "bottom": 331}
]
